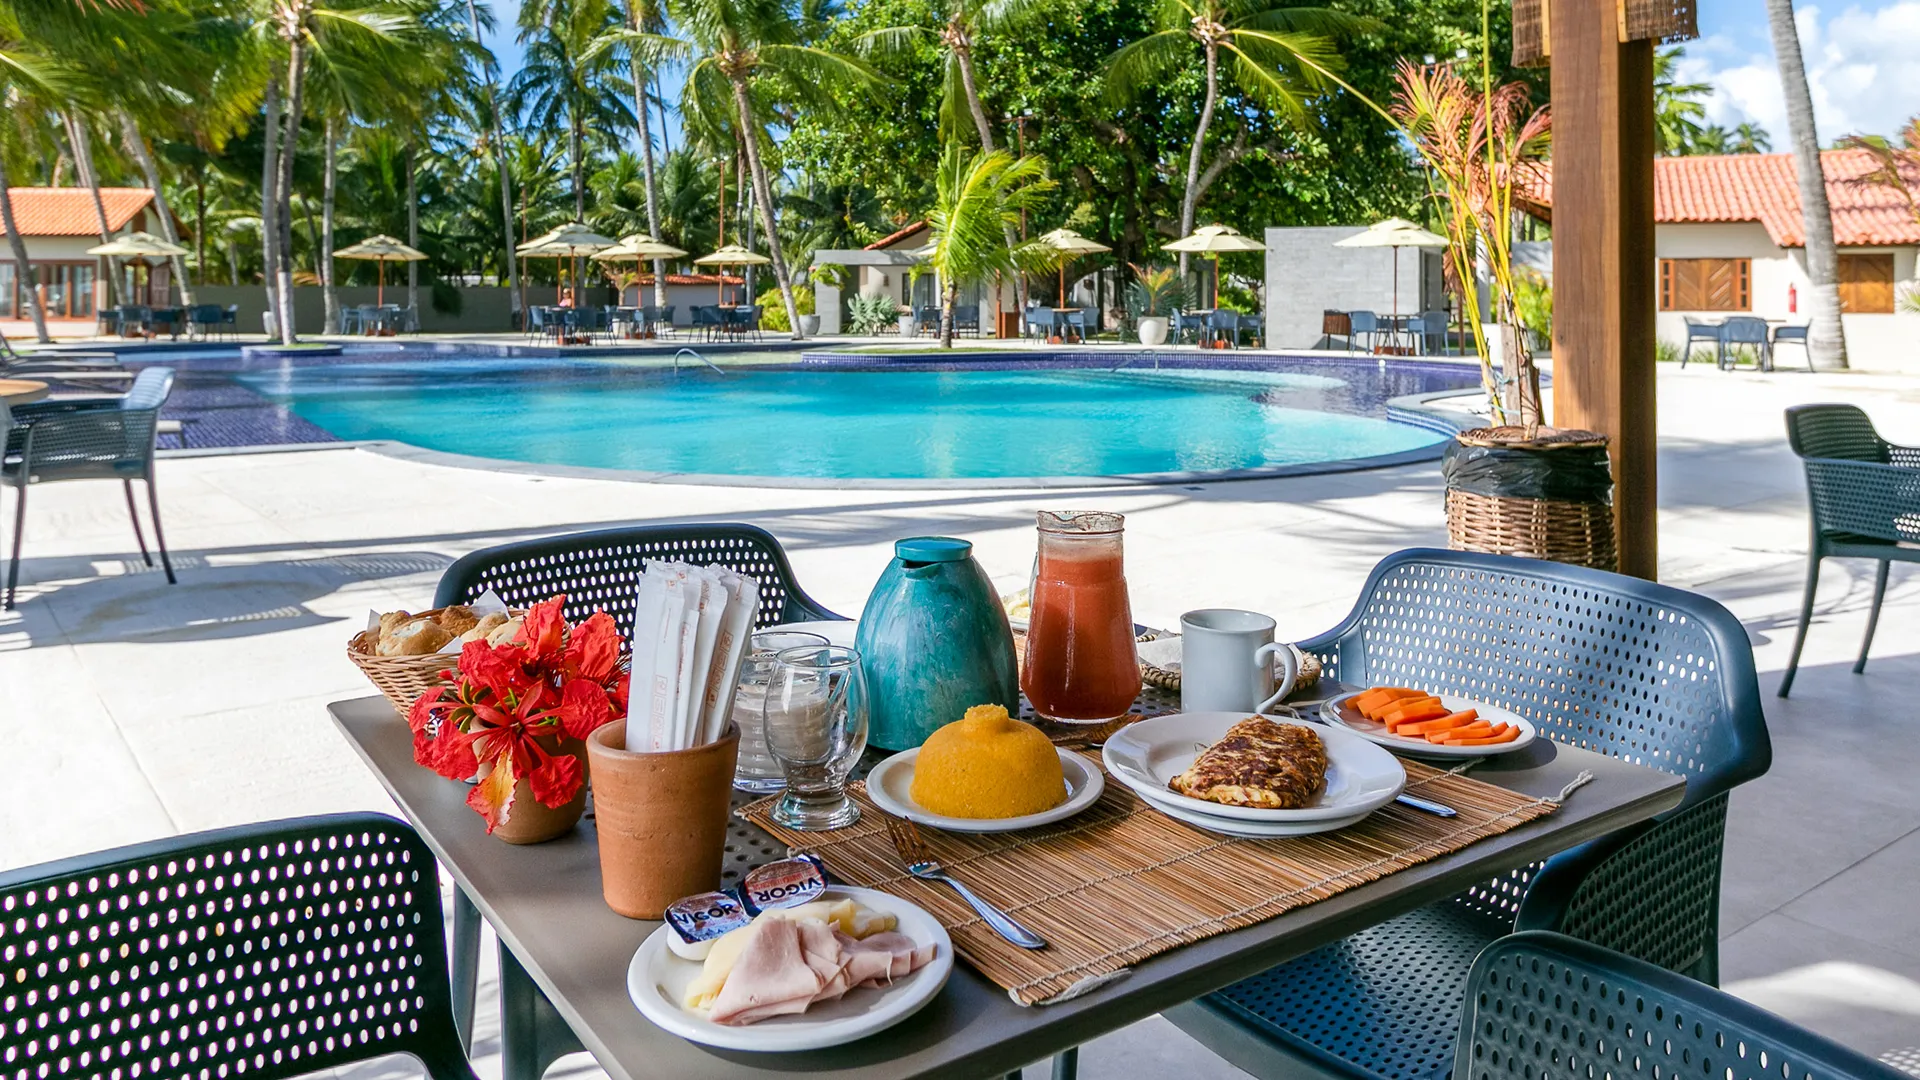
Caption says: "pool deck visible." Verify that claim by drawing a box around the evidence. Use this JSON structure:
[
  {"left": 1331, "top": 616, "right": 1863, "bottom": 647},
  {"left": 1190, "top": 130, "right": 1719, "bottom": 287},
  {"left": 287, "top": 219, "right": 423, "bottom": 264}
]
[{"left": 7, "top": 347, "right": 1920, "bottom": 1078}]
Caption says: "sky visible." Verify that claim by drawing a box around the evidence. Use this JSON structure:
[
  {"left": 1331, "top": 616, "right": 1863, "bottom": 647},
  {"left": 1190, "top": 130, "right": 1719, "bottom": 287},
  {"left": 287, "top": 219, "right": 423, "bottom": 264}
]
[{"left": 476, "top": 0, "right": 1920, "bottom": 146}]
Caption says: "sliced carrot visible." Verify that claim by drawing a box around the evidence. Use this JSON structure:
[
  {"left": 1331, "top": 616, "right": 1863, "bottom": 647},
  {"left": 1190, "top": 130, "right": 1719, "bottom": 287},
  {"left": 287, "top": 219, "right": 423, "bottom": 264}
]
[
  {"left": 1448, "top": 725, "right": 1521, "bottom": 747},
  {"left": 1378, "top": 696, "right": 1442, "bottom": 721},
  {"left": 1396, "top": 709, "right": 1478, "bottom": 736},
  {"left": 1356, "top": 687, "right": 1422, "bottom": 711},
  {"left": 1382, "top": 704, "right": 1449, "bottom": 729},
  {"left": 1427, "top": 722, "right": 1492, "bottom": 743}
]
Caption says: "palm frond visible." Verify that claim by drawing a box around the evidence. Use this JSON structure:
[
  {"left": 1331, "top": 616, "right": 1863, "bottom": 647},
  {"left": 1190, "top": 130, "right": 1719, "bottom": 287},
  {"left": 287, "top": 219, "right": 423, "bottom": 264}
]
[{"left": 1102, "top": 29, "right": 1190, "bottom": 106}]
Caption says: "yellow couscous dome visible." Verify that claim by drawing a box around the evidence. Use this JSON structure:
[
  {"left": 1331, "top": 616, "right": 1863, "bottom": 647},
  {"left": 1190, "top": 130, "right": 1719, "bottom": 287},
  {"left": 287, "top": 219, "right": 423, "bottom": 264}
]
[{"left": 910, "top": 705, "right": 1066, "bottom": 819}]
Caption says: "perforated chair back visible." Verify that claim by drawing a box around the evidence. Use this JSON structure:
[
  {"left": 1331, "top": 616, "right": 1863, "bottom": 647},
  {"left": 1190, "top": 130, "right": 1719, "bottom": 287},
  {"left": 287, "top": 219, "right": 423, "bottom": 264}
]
[
  {"left": 1787, "top": 403, "right": 1889, "bottom": 463},
  {"left": 7, "top": 368, "right": 174, "bottom": 483},
  {"left": 1721, "top": 316, "right": 1769, "bottom": 345},
  {"left": 1348, "top": 310, "right": 1378, "bottom": 334},
  {"left": 0, "top": 813, "right": 477, "bottom": 1080},
  {"left": 1457, "top": 932, "right": 1909, "bottom": 1080},
  {"left": 433, "top": 523, "right": 843, "bottom": 642}
]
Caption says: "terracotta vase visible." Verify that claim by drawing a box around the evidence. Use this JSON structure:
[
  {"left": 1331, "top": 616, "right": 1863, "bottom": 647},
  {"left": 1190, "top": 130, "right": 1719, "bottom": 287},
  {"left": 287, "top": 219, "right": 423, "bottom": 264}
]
[
  {"left": 486, "top": 735, "right": 589, "bottom": 845},
  {"left": 586, "top": 721, "right": 740, "bottom": 919}
]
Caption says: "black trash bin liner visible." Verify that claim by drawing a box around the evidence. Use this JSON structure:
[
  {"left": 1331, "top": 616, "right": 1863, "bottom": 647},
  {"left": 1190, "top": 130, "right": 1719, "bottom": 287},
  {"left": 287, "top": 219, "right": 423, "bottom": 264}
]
[{"left": 1443, "top": 441, "right": 1614, "bottom": 504}]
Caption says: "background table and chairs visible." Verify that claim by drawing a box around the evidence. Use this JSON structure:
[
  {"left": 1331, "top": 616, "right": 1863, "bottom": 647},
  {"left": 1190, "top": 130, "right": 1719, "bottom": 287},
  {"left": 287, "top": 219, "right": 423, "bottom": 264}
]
[{"left": 1682, "top": 315, "right": 1813, "bottom": 371}]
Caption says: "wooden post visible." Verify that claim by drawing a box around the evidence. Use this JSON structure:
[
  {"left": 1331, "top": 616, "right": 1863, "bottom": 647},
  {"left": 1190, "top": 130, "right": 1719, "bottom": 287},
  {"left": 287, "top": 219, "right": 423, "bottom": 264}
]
[{"left": 1549, "top": 0, "right": 1659, "bottom": 579}]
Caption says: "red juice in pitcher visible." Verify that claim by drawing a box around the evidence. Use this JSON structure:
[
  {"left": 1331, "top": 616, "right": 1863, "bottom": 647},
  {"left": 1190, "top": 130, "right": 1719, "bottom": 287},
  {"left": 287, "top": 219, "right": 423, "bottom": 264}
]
[{"left": 1021, "top": 511, "right": 1141, "bottom": 723}]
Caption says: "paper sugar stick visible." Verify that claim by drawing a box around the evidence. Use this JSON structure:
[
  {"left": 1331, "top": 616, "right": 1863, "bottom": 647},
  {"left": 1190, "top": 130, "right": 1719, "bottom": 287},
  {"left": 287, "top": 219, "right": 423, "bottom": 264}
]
[
  {"left": 682, "top": 568, "right": 726, "bottom": 748},
  {"left": 701, "top": 570, "right": 760, "bottom": 747},
  {"left": 626, "top": 568, "right": 668, "bottom": 751},
  {"left": 669, "top": 568, "right": 704, "bottom": 751},
  {"left": 650, "top": 571, "right": 688, "bottom": 751}
]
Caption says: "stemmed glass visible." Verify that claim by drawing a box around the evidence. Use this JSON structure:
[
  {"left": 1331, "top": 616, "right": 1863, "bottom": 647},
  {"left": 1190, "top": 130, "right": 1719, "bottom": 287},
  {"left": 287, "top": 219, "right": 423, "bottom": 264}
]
[{"left": 763, "top": 645, "right": 869, "bottom": 830}]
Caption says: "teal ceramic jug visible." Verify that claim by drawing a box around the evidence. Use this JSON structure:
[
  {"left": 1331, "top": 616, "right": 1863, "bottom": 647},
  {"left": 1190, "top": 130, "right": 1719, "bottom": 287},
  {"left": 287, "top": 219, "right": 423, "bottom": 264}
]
[{"left": 856, "top": 537, "right": 1020, "bottom": 751}]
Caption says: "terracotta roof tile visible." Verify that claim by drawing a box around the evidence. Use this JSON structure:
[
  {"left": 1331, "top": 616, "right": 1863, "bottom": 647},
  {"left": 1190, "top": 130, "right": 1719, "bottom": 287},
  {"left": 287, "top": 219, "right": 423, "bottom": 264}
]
[
  {"left": 5, "top": 187, "right": 154, "bottom": 236},
  {"left": 865, "top": 221, "right": 927, "bottom": 250},
  {"left": 1518, "top": 151, "right": 1920, "bottom": 247}
]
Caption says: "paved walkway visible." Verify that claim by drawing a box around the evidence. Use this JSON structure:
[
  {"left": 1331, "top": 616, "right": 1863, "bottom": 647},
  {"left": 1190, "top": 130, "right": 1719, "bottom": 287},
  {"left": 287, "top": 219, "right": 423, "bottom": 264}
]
[{"left": 5, "top": 363, "right": 1920, "bottom": 1077}]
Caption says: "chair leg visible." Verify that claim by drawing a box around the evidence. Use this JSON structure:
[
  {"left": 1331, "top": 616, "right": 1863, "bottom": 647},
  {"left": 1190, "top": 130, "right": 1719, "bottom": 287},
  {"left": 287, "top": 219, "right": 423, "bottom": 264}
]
[
  {"left": 1779, "top": 550, "right": 1822, "bottom": 698},
  {"left": 144, "top": 477, "right": 175, "bottom": 585},
  {"left": 1856, "top": 559, "right": 1890, "bottom": 675},
  {"left": 6, "top": 482, "right": 24, "bottom": 610},
  {"left": 1051, "top": 1048, "right": 1080, "bottom": 1080},
  {"left": 451, "top": 885, "right": 481, "bottom": 1051},
  {"left": 122, "top": 479, "right": 153, "bottom": 567}
]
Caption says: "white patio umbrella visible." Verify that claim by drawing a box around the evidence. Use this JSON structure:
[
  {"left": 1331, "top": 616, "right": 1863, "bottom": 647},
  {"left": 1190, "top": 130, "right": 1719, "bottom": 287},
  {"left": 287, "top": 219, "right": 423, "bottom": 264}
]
[
  {"left": 1033, "top": 228, "right": 1111, "bottom": 308},
  {"left": 517, "top": 223, "right": 616, "bottom": 304},
  {"left": 332, "top": 234, "right": 427, "bottom": 306},
  {"left": 692, "top": 244, "right": 771, "bottom": 303},
  {"left": 592, "top": 233, "right": 691, "bottom": 306},
  {"left": 1334, "top": 218, "right": 1449, "bottom": 316},
  {"left": 89, "top": 232, "right": 190, "bottom": 306},
  {"left": 1164, "top": 224, "right": 1265, "bottom": 310}
]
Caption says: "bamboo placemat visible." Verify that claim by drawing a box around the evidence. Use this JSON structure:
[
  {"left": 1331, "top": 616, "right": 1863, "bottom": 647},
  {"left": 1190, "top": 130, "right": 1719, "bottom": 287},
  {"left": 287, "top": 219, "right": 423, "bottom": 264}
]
[{"left": 740, "top": 756, "right": 1584, "bottom": 1006}]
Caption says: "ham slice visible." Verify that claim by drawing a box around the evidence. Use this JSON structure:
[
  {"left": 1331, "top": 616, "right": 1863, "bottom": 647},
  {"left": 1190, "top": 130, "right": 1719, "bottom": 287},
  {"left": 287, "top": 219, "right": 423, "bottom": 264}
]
[{"left": 705, "top": 918, "right": 936, "bottom": 1026}]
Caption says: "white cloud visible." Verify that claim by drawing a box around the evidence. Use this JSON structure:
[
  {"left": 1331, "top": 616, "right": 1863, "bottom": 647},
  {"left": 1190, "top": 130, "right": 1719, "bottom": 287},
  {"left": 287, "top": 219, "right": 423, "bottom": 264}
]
[{"left": 1678, "top": 1, "right": 1920, "bottom": 142}]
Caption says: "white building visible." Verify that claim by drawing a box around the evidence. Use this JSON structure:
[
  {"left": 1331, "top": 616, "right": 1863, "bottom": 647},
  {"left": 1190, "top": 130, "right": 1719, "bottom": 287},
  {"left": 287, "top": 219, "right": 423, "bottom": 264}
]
[
  {"left": 1, "top": 187, "right": 163, "bottom": 320},
  {"left": 1520, "top": 150, "right": 1919, "bottom": 370}
]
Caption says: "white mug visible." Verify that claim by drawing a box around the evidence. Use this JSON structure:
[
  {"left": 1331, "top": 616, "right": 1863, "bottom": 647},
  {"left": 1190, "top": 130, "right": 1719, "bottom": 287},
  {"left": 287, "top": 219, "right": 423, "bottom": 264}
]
[{"left": 1179, "top": 609, "right": 1301, "bottom": 714}]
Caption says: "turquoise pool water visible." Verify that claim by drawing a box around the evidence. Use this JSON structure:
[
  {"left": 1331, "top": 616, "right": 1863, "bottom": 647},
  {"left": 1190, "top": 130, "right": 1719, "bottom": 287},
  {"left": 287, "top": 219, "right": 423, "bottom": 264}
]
[{"left": 238, "top": 358, "right": 1455, "bottom": 481}]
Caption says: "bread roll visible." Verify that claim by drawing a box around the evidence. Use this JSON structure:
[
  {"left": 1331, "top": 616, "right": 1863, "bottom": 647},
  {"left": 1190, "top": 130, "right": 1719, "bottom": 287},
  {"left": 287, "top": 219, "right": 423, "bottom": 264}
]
[
  {"left": 377, "top": 610, "right": 413, "bottom": 637},
  {"left": 379, "top": 617, "right": 454, "bottom": 656},
  {"left": 485, "top": 616, "right": 525, "bottom": 647},
  {"left": 437, "top": 605, "right": 481, "bottom": 637},
  {"left": 461, "top": 612, "right": 510, "bottom": 643}
]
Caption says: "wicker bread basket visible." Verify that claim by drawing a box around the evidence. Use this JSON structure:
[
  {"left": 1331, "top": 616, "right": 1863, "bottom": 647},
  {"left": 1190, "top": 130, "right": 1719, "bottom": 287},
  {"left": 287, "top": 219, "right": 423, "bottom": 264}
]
[{"left": 347, "top": 606, "right": 511, "bottom": 715}]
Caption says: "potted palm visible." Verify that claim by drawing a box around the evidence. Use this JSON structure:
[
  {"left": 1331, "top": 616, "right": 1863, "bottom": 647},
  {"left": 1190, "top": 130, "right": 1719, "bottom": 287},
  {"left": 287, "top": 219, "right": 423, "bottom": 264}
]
[{"left": 1128, "top": 264, "right": 1184, "bottom": 345}]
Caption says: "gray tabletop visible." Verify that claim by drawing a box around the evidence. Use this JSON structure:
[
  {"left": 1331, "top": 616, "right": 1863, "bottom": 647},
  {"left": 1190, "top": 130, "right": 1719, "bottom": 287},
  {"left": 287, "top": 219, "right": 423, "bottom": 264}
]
[{"left": 329, "top": 695, "right": 1684, "bottom": 1080}]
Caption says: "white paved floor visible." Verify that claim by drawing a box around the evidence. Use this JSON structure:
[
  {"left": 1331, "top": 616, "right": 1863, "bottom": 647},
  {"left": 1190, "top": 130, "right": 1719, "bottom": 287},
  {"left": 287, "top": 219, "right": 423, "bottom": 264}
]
[{"left": 6, "top": 363, "right": 1920, "bottom": 1077}]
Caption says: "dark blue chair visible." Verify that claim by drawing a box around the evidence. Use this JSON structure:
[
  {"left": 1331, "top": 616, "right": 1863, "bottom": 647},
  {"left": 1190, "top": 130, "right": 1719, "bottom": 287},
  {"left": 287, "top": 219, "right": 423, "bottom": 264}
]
[
  {"left": 1773, "top": 322, "right": 1813, "bottom": 371},
  {"left": 430, "top": 522, "right": 843, "bottom": 1063},
  {"left": 1166, "top": 548, "right": 1771, "bottom": 1080},
  {"left": 1778, "top": 403, "right": 1920, "bottom": 697},
  {"left": 1027, "top": 306, "right": 1057, "bottom": 341},
  {"left": 0, "top": 813, "right": 479, "bottom": 1080},
  {"left": 1347, "top": 309, "right": 1380, "bottom": 352},
  {"left": 1205, "top": 308, "right": 1241, "bottom": 347},
  {"left": 1063, "top": 307, "right": 1089, "bottom": 343},
  {"left": 1172, "top": 309, "right": 1205, "bottom": 345},
  {"left": 1456, "top": 932, "right": 1909, "bottom": 1080},
  {"left": 5, "top": 367, "right": 177, "bottom": 609},
  {"left": 1718, "top": 315, "right": 1771, "bottom": 370},
  {"left": 1415, "top": 309, "right": 1451, "bottom": 354},
  {"left": 954, "top": 304, "right": 981, "bottom": 336},
  {"left": 1681, "top": 317, "right": 1722, "bottom": 368}
]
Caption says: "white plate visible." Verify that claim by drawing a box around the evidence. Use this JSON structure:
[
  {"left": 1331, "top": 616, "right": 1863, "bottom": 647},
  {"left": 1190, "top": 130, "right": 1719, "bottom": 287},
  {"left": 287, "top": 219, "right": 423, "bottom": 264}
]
[
  {"left": 1136, "top": 788, "right": 1371, "bottom": 838},
  {"left": 866, "top": 746, "right": 1104, "bottom": 833},
  {"left": 1320, "top": 691, "right": 1538, "bottom": 759},
  {"left": 626, "top": 885, "right": 953, "bottom": 1052},
  {"left": 775, "top": 620, "right": 858, "bottom": 648},
  {"left": 1102, "top": 712, "right": 1405, "bottom": 822}
]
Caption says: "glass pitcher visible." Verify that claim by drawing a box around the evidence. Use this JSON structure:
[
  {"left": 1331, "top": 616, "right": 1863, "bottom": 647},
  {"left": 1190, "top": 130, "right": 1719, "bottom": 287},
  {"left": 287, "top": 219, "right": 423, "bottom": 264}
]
[
  {"left": 1020, "top": 511, "right": 1141, "bottom": 724},
  {"left": 730, "top": 630, "right": 831, "bottom": 793}
]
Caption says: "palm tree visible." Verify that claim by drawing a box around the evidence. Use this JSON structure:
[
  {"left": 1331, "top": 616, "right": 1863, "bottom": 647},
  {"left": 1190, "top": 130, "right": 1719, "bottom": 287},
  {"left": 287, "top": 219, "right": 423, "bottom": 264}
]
[
  {"left": 1105, "top": 0, "right": 1358, "bottom": 281},
  {"left": 508, "top": 0, "right": 632, "bottom": 225},
  {"left": 1732, "top": 121, "right": 1771, "bottom": 153},
  {"left": 655, "top": 0, "right": 882, "bottom": 338},
  {"left": 457, "top": 0, "right": 521, "bottom": 327},
  {"left": 656, "top": 147, "right": 718, "bottom": 258},
  {"left": 1766, "top": 0, "right": 1847, "bottom": 368},
  {"left": 1653, "top": 47, "right": 1710, "bottom": 156},
  {"left": 0, "top": 7, "right": 70, "bottom": 341},
  {"left": 919, "top": 141, "right": 1053, "bottom": 347},
  {"left": 585, "top": 0, "right": 678, "bottom": 307}
]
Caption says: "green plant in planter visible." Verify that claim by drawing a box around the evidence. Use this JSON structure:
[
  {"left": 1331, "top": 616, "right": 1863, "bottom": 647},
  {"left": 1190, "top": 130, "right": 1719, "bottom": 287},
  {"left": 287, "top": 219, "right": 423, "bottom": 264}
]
[
  {"left": 757, "top": 285, "right": 815, "bottom": 332},
  {"left": 1655, "top": 339, "right": 1682, "bottom": 364},
  {"left": 1126, "top": 264, "right": 1186, "bottom": 318},
  {"left": 847, "top": 293, "right": 900, "bottom": 335}
]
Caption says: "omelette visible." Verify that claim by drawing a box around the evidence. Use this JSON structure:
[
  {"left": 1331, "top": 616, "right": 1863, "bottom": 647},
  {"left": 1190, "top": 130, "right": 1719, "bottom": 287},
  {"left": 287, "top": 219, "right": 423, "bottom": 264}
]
[{"left": 1169, "top": 718, "right": 1328, "bottom": 810}]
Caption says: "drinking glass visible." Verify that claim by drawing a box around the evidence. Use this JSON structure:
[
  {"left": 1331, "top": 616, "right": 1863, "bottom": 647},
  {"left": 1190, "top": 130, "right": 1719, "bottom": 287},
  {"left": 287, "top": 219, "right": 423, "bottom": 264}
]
[
  {"left": 731, "top": 630, "right": 831, "bottom": 793},
  {"left": 763, "top": 645, "right": 869, "bottom": 830}
]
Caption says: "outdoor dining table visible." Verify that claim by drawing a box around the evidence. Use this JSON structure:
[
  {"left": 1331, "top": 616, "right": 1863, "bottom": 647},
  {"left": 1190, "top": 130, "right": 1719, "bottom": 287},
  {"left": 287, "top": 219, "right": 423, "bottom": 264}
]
[
  {"left": 0, "top": 378, "right": 49, "bottom": 405},
  {"left": 328, "top": 681, "right": 1684, "bottom": 1080}
]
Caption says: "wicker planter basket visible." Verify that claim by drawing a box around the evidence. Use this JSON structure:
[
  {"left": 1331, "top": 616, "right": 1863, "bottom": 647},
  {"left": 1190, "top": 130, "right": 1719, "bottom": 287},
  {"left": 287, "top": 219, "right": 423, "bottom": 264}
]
[
  {"left": 347, "top": 605, "right": 512, "bottom": 715},
  {"left": 1444, "top": 426, "right": 1618, "bottom": 572}
]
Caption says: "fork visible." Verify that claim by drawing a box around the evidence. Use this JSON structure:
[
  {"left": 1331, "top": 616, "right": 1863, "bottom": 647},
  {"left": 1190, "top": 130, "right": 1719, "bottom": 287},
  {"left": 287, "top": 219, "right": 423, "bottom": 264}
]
[{"left": 881, "top": 814, "right": 1047, "bottom": 949}]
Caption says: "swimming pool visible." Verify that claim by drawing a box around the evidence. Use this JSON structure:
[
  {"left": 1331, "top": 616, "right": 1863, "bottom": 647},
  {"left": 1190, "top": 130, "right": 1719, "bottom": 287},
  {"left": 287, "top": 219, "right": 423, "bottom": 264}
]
[{"left": 230, "top": 352, "right": 1480, "bottom": 483}]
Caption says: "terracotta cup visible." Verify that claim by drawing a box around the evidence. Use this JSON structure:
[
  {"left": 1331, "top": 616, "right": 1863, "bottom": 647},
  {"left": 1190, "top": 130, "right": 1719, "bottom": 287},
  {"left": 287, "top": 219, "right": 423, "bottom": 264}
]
[{"left": 586, "top": 720, "right": 741, "bottom": 919}]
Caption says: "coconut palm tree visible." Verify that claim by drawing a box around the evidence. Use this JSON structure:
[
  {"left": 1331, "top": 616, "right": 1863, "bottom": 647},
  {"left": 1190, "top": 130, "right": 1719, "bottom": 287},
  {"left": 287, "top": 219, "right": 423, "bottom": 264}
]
[
  {"left": 508, "top": 0, "right": 631, "bottom": 225},
  {"left": 1104, "top": 0, "right": 1359, "bottom": 279},
  {"left": 584, "top": 0, "right": 679, "bottom": 306},
  {"left": 456, "top": 0, "right": 520, "bottom": 327},
  {"left": 919, "top": 141, "right": 1053, "bottom": 347},
  {"left": 1766, "top": 0, "right": 1847, "bottom": 368},
  {"left": 1732, "top": 121, "right": 1771, "bottom": 153},
  {"left": 0, "top": 9, "right": 71, "bottom": 341},
  {"left": 1653, "top": 47, "right": 1710, "bottom": 156},
  {"left": 649, "top": 0, "right": 882, "bottom": 338}
]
